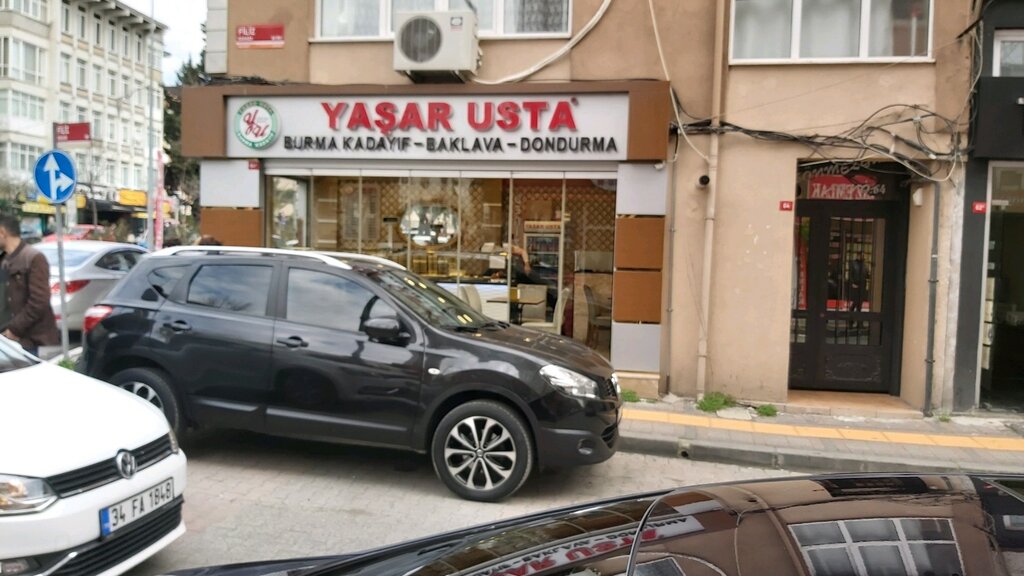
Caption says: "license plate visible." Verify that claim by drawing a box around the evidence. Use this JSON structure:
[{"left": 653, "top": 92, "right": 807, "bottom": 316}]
[{"left": 99, "top": 478, "right": 174, "bottom": 537}]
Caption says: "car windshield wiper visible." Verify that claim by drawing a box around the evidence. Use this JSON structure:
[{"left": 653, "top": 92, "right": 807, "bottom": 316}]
[
  {"left": 446, "top": 324, "right": 483, "bottom": 332},
  {"left": 482, "top": 320, "right": 508, "bottom": 329}
]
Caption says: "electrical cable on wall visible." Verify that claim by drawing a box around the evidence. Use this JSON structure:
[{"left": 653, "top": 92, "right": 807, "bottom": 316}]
[{"left": 470, "top": 0, "right": 613, "bottom": 85}]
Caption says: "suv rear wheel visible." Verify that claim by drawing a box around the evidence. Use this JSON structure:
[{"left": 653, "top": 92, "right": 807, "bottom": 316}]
[
  {"left": 111, "top": 367, "right": 183, "bottom": 435},
  {"left": 431, "top": 400, "right": 533, "bottom": 502}
]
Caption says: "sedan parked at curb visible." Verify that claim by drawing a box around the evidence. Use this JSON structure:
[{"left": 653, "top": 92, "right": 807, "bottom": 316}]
[
  {"left": 0, "top": 337, "right": 186, "bottom": 576},
  {"left": 36, "top": 241, "right": 147, "bottom": 332}
]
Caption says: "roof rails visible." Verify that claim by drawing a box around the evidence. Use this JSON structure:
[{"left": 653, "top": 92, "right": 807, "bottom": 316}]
[
  {"left": 152, "top": 246, "right": 352, "bottom": 270},
  {"left": 318, "top": 252, "right": 407, "bottom": 270}
]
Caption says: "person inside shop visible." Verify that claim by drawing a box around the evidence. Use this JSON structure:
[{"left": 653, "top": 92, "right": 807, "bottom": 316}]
[
  {"left": 0, "top": 215, "right": 58, "bottom": 356},
  {"left": 487, "top": 244, "right": 557, "bottom": 308}
]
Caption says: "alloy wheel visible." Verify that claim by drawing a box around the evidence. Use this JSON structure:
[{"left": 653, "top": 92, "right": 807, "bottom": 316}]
[
  {"left": 119, "top": 381, "right": 165, "bottom": 411},
  {"left": 443, "top": 416, "right": 518, "bottom": 491}
]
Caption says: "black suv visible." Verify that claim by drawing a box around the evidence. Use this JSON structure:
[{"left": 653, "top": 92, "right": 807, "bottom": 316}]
[{"left": 81, "top": 247, "right": 621, "bottom": 501}]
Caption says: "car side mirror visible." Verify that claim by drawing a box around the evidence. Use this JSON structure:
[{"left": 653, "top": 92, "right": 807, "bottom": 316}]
[{"left": 363, "top": 317, "right": 408, "bottom": 344}]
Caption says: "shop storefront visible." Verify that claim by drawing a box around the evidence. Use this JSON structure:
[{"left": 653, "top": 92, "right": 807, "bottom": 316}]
[{"left": 189, "top": 82, "right": 672, "bottom": 374}]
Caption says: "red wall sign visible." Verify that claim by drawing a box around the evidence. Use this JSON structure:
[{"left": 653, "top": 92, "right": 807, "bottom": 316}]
[
  {"left": 54, "top": 122, "right": 91, "bottom": 143},
  {"left": 779, "top": 201, "right": 794, "bottom": 211},
  {"left": 236, "top": 24, "right": 284, "bottom": 49},
  {"left": 972, "top": 201, "right": 987, "bottom": 214}
]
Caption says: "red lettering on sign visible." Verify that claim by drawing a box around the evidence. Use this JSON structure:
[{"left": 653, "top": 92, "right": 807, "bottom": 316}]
[
  {"left": 374, "top": 102, "right": 398, "bottom": 135},
  {"left": 243, "top": 110, "right": 269, "bottom": 138},
  {"left": 522, "top": 101, "right": 549, "bottom": 131},
  {"left": 549, "top": 100, "right": 577, "bottom": 131},
  {"left": 321, "top": 102, "right": 347, "bottom": 130},
  {"left": 496, "top": 102, "right": 520, "bottom": 131},
  {"left": 398, "top": 103, "right": 425, "bottom": 131},
  {"left": 468, "top": 102, "right": 494, "bottom": 130},
  {"left": 427, "top": 102, "right": 453, "bottom": 131},
  {"left": 347, "top": 103, "right": 372, "bottom": 131}
]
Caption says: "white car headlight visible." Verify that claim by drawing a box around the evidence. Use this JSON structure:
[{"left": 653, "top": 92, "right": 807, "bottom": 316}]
[
  {"left": 540, "top": 365, "right": 599, "bottom": 399},
  {"left": 611, "top": 372, "right": 621, "bottom": 397},
  {"left": 0, "top": 474, "right": 57, "bottom": 515}
]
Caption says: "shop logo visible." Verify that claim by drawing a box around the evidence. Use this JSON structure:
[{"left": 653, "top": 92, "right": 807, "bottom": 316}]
[{"left": 235, "top": 100, "right": 279, "bottom": 150}]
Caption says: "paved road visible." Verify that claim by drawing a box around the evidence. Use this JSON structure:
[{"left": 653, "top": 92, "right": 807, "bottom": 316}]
[{"left": 129, "top": 430, "right": 794, "bottom": 575}]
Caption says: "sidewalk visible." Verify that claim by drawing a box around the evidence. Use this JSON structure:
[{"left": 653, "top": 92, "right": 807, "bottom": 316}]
[{"left": 618, "top": 400, "right": 1024, "bottom": 475}]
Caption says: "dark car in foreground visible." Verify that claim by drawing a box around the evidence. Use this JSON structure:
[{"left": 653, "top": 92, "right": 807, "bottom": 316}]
[
  {"left": 161, "top": 472, "right": 1024, "bottom": 576},
  {"left": 81, "top": 246, "right": 621, "bottom": 501}
]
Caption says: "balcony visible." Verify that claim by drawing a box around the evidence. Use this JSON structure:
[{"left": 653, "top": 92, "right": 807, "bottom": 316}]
[{"left": 974, "top": 77, "right": 1024, "bottom": 160}]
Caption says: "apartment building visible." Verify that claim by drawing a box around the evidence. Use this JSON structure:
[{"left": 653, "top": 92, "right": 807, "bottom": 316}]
[
  {"left": 0, "top": 0, "right": 165, "bottom": 238},
  {"left": 183, "top": 0, "right": 981, "bottom": 413}
]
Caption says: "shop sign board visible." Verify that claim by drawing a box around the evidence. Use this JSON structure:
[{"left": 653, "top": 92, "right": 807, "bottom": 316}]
[{"left": 226, "top": 94, "right": 629, "bottom": 161}]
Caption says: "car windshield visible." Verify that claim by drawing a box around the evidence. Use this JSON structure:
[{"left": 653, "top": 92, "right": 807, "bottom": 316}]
[
  {"left": 361, "top": 267, "right": 494, "bottom": 330},
  {"left": 0, "top": 338, "right": 39, "bottom": 372},
  {"left": 35, "top": 245, "right": 96, "bottom": 268}
]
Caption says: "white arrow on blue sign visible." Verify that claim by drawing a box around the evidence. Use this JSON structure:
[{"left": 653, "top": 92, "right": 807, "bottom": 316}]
[{"left": 33, "top": 150, "right": 77, "bottom": 205}]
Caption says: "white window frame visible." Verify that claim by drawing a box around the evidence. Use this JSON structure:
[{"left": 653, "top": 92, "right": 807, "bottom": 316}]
[
  {"left": 59, "top": 52, "right": 71, "bottom": 85},
  {"left": 61, "top": 1, "right": 70, "bottom": 34},
  {"left": 313, "top": 0, "right": 573, "bottom": 42},
  {"left": 729, "top": 0, "right": 935, "bottom": 64},
  {"left": 993, "top": 30, "right": 1024, "bottom": 77}
]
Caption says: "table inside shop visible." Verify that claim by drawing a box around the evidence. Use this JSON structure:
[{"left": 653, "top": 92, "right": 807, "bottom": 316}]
[{"left": 487, "top": 293, "right": 547, "bottom": 324}]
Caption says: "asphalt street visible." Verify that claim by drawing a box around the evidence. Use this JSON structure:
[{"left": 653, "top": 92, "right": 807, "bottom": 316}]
[{"left": 128, "top": 430, "right": 795, "bottom": 575}]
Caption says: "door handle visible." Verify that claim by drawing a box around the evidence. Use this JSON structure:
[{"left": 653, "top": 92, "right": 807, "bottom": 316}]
[
  {"left": 163, "top": 320, "right": 191, "bottom": 333},
  {"left": 276, "top": 336, "right": 309, "bottom": 348}
]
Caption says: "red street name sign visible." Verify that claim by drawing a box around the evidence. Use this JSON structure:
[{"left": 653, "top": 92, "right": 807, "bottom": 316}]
[
  {"left": 236, "top": 24, "right": 284, "bottom": 49},
  {"left": 779, "top": 200, "right": 794, "bottom": 211},
  {"left": 972, "top": 201, "right": 987, "bottom": 214},
  {"left": 55, "top": 122, "right": 91, "bottom": 143}
]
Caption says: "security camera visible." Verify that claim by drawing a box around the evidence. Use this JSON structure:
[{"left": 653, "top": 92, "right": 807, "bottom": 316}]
[{"left": 697, "top": 175, "right": 711, "bottom": 188}]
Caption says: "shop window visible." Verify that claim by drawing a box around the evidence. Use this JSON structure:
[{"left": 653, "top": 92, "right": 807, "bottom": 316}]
[
  {"left": 319, "top": 0, "right": 570, "bottom": 39},
  {"left": 732, "top": 0, "right": 931, "bottom": 61},
  {"left": 285, "top": 173, "right": 614, "bottom": 357}
]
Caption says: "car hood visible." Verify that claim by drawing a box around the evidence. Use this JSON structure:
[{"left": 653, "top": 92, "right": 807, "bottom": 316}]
[
  {"left": 0, "top": 362, "right": 170, "bottom": 478},
  {"left": 165, "top": 473, "right": 1024, "bottom": 576},
  {"left": 461, "top": 324, "right": 613, "bottom": 380}
]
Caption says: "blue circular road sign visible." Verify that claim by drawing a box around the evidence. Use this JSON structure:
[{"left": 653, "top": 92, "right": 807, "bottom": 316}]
[{"left": 33, "top": 150, "right": 77, "bottom": 204}]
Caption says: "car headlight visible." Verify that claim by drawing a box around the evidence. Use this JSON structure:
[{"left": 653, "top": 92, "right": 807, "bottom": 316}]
[
  {"left": 0, "top": 474, "right": 57, "bottom": 515},
  {"left": 0, "top": 558, "right": 39, "bottom": 576},
  {"left": 540, "top": 365, "right": 598, "bottom": 399},
  {"left": 611, "top": 372, "right": 621, "bottom": 397},
  {"left": 168, "top": 428, "right": 180, "bottom": 454}
]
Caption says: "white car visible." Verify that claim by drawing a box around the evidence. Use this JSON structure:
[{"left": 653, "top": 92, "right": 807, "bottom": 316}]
[{"left": 0, "top": 339, "right": 186, "bottom": 576}]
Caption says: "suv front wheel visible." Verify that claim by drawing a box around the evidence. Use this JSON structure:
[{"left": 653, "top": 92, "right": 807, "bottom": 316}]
[
  {"left": 111, "top": 367, "right": 183, "bottom": 436},
  {"left": 431, "top": 400, "right": 534, "bottom": 502}
]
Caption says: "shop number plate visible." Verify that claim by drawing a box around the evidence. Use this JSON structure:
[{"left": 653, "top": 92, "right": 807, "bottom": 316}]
[{"left": 100, "top": 478, "right": 174, "bottom": 536}]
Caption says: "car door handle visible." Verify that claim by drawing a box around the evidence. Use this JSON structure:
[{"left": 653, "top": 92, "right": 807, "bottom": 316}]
[
  {"left": 276, "top": 336, "right": 309, "bottom": 348},
  {"left": 163, "top": 320, "right": 191, "bottom": 333}
]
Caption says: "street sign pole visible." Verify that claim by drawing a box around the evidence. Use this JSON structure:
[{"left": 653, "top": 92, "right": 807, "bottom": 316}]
[{"left": 52, "top": 124, "right": 70, "bottom": 361}]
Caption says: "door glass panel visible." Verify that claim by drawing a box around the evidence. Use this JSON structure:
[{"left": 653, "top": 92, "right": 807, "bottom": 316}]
[
  {"left": 187, "top": 265, "right": 273, "bottom": 316},
  {"left": 828, "top": 217, "right": 884, "bottom": 313},
  {"left": 285, "top": 269, "right": 395, "bottom": 332},
  {"left": 825, "top": 320, "right": 882, "bottom": 346},
  {"left": 565, "top": 179, "right": 615, "bottom": 354},
  {"left": 270, "top": 177, "right": 309, "bottom": 249},
  {"left": 983, "top": 166, "right": 1024, "bottom": 409},
  {"left": 793, "top": 216, "right": 811, "bottom": 312}
]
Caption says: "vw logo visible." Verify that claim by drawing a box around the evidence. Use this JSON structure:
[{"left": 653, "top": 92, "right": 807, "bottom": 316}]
[{"left": 115, "top": 450, "right": 137, "bottom": 479}]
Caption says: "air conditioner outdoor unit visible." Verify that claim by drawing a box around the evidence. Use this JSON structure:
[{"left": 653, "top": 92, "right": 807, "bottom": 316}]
[{"left": 394, "top": 11, "right": 479, "bottom": 82}]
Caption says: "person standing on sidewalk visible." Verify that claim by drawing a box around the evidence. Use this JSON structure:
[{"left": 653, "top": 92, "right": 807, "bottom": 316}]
[{"left": 0, "top": 215, "right": 58, "bottom": 356}]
